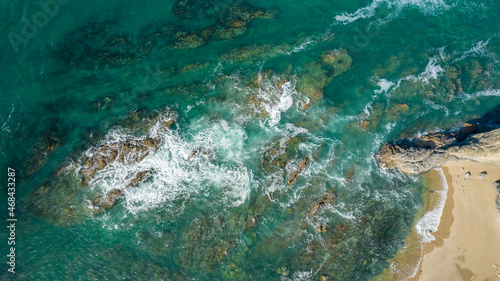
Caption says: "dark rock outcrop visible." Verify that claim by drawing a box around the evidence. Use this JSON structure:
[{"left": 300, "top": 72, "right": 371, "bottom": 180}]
[{"left": 377, "top": 124, "right": 500, "bottom": 174}]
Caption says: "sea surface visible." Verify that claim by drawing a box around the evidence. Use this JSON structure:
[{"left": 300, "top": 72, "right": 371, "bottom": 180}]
[{"left": 0, "top": 0, "right": 499, "bottom": 280}]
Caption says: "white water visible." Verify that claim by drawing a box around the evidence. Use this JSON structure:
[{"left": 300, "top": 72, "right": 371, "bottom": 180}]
[
  {"left": 414, "top": 168, "right": 448, "bottom": 243},
  {"left": 335, "top": 0, "right": 451, "bottom": 25},
  {"left": 374, "top": 79, "right": 396, "bottom": 95},
  {"left": 84, "top": 114, "right": 253, "bottom": 215},
  {"left": 374, "top": 58, "right": 445, "bottom": 95},
  {"left": 267, "top": 81, "right": 295, "bottom": 127}
]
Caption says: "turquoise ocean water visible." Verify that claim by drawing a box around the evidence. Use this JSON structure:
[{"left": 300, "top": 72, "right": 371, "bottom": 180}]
[{"left": 0, "top": 0, "right": 499, "bottom": 280}]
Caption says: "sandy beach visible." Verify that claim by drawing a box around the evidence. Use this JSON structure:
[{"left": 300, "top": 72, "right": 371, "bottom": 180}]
[
  {"left": 376, "top": 160, "right": 500, "bottom": 281},
  {"left": 410, "top": 160, "right": 500, "bottom": 280}
]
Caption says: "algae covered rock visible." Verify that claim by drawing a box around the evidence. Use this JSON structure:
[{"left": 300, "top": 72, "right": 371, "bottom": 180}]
[
  {"left": 320, "top": 49, "right": 353, "bottom": 78},
  {"left": 261, "top": 136, "right": 303, "bottom": 174},
  {"left": 177, "top": 216, "right": 236, "bottom": 272},
  {"left": 174, "top": 28, "right": 214, "bottom": 49}
]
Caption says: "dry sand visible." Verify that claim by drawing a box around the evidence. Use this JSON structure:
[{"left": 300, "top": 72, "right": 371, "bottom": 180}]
[{"left": 411, "top": 161, "right": 500, "bottom": 280}]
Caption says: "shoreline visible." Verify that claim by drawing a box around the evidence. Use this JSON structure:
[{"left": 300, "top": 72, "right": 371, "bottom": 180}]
[{"left": 376, "top": 160, "right": 500, "bottom": 280}]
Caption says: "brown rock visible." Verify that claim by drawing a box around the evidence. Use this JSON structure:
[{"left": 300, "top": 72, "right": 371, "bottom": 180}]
[
  {"left": 93, "top": 189, "right": 123, "bottom": 213},
  {"left": 126, "top": 171, "right": 151, "bottom": 189},
  {"left": 105, "top": 189, "right": 123, "bottom": 207},
  {"left": 361, "top": 120, "right": 370, "bottom": 130},
  {"left": 316, "top": 223, "right": 327, "bottom": 232},
  {"left": 309, "top": 193, "right": 336, "bottom": 217},
  {"left": 162, "top": 119, "right": 175, "bottom": 130},
  {"left": 287, "top": 157, "right": 309, "bottom": 185},
  {"left": 188, "top": 147, "right": 200, "bottom": 160},
  {"left": 80, "top": 137, "right": 161, "bottom": 184}
]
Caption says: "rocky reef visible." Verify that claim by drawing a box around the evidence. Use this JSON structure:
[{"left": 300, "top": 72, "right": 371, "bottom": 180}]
[
  {"left": 56, "top": 1, "right": 275, "bottom": 67},
  {"left": 26, "top": 110, "right": 176, "bottom": 226},
  {"left": 377, "top": 123, "right": 500, "bottom": 174}
]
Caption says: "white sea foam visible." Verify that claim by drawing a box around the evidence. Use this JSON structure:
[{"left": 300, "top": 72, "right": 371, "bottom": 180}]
[
  {"left": 374, "top": 58, "right": 444, "bottom": 96},
  {"left": 414, "top": 168, "right": 448, "bottom": 243},
  {"left": 267, "top": 81, "right": 295, "bottom": 127},
  {"left": 285, "top": 38, "right": 315, "bottom": 55},
  {"left": 87, "top": 116, "right": 253, "bottom": 216},
  {"left": 413, "top": 58, "right": 445, "bottom": 83},
  {"left": 230, "top": 74, "right": 299, "bottom": 128},
  {"left": 445, "top": 89, "right": 500, "bottom": 105},
  {"left": 453, "top": 39, "right": 496, "bottom": 62},
  {"left": 335, "top": 0, "right": 451, "bottom": 25},
  {"left": 423, "top": 99, "right": 449, "bottom": 116},
  {"left": 0, "top": 103, "right": 15, "bottom": 134},
  {"left": 374, "top": 79, "right": 396, "bottom": 95},
  {"left": 291, "top": 270, "right": 313, "bottom": 280},
  {"left": 335, "top": 0, "right": 382, "bottom": 24}
]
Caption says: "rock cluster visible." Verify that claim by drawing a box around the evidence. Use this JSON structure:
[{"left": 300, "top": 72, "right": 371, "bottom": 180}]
[
  {"left": 26, "top": 111, "right": 176, "bottom": 226},
  {"left": 377, "top": 124, "right": 500, "bottom": 174},
  {"left": 80, "top": 137, "right": 160, "bottom": 184}
]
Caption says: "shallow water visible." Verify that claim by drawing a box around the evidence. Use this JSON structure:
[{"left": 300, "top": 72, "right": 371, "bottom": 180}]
[{"left": 0, "top": 0, "right": 499, "bottom": 280}]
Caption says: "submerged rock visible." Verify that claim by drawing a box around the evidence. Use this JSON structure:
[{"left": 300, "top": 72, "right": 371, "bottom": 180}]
[
  {"left": 377, "top": 124, "right": 500, "bottom": 174},
  {"left": 320, "top": 49, "right": 353, "bottom": 78},
  {"left": 174, "top": 28, "right": 214, "bottom": 49},
  {"left": 25, "top": 129, "right": 63, "bottom": 176},
  {"left": 262, "top": 136, "right": 303, "bottom": 174},
  {"left": 177, "top": 216, "right": 236, "bottom": 272}
]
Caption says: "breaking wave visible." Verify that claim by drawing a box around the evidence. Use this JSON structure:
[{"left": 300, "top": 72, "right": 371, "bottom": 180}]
[{"left": 334, "top": 0, "right": 452, "bottom": 25}]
